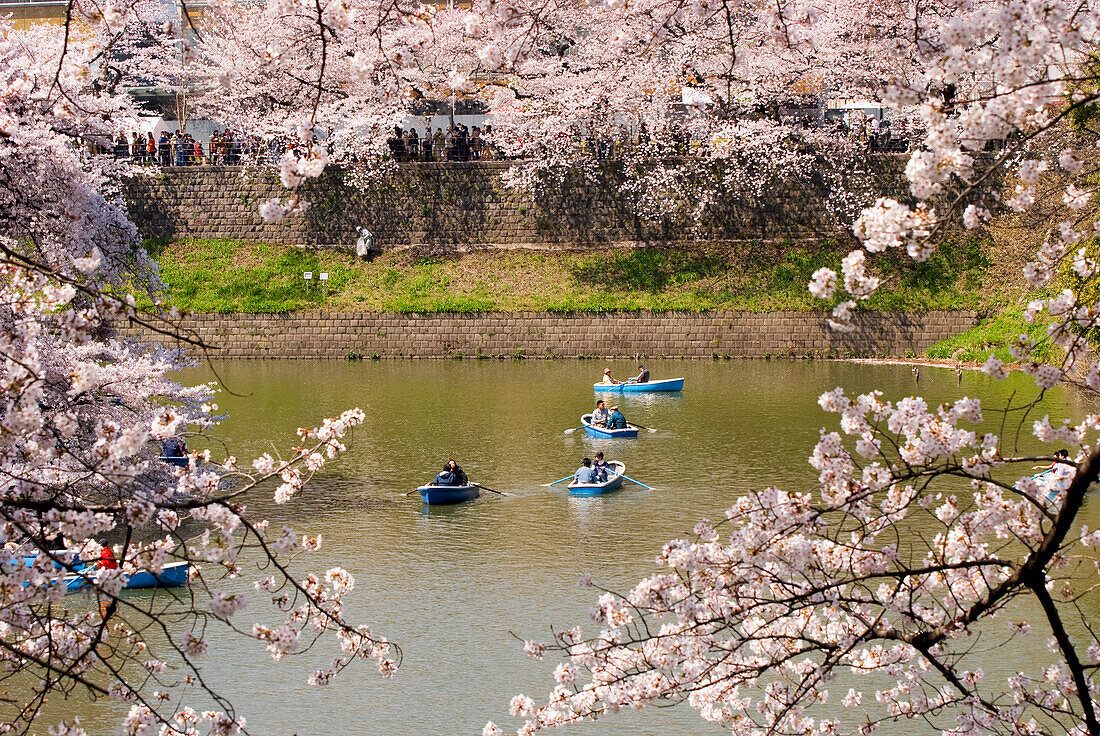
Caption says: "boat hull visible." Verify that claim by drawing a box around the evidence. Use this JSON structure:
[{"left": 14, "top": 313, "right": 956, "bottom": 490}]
[
  {"left": 66, "top": 561, "right": 191, "bottom": 593},
  {"left": 594, "top": 378, "right": 684, "bottom": 393},
  {"left": 569, "top": 462, "right": 626, "bottom": 496},
  {"left": 127, "top": 562, "right": 191, "bottom": 588},
  {"left": 581, "top": 414, "right": 638, "bottom": 438},
  {"left": 418, "top": 485, "right": 480, "bottom": 504}
]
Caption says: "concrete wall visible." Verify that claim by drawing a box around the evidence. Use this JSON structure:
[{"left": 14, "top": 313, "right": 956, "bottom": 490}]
[
  {"left": 118, "top": 310, "right": 981, "bottom": 359},
  {"left": 122, "top": 158, "right": 911, "bottom": 251}
]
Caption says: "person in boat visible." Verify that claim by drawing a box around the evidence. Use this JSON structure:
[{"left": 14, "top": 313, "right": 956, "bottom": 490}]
[
  {"left": 1033, "top": 448, "right": 1070, "bottom": 471},
  {"left": 574, "top": 457, "right": 598, "bottom": 484},
  {"left": 162, "top": 437, "right": 187, "bottom": 458},
  {"left": 600, "top": 368, "right": 619, "bottom": 385},
  {"left": 630, "top": 365, "right": 650, "bottom": 384},
  {"left": 1033, "top": 449, "right": 1075, "bottom": 498},
  {"left": 593, "top": 451, "right": 609, "bottom": 482},
  {"left": 434, "top": 459, "right": 469, "bottom": 486},
  {"left": 592, "top": 400, "right": 611, "bottom": 428},
  {"left": 606, "top": 406, "right": 628, "bottom": 430},
  {"left": 98, "top": 546, "right": 118, "bottom": 569}
]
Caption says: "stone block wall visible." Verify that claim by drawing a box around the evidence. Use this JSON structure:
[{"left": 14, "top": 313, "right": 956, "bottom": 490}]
[
  {"left": 122, "top": 157, "right": 911, "bottom": 251},
  {"left": 118, "top": 311, "right": 981, "bottom": 359}
]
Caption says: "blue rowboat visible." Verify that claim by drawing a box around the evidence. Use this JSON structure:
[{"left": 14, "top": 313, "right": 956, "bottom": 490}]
[
  {"left": 581, "top": 414, "right": 638, "bottom": 439},
  {"left": 569, "top": 461, "right": 625, "bottom": 496},
  {"left": 126, "top": 561, "right": 191, "bottom": 589},
  {"left": 65, "top": 560, "right": 191, "bottom": 593},
  {"left": 1030, "top": 466, "right": 1075, "bottom": 502},
  {"left": 159, "top": 455, "right": 189, "bottom": 468},
  {"left": 417, "top": 484, "right": 480, "bottom": 505},
  {"left": 594, "top": 378, "right": 684, "bottom": 393}
]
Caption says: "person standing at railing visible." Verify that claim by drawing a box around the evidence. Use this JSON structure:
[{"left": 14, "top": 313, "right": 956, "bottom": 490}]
[
  {"left": 158, "top": 132, "right": 170, "bottom": 166},
  {"left": 433, "top": 128, "right": 445, "bottom": 161},
  {"left": 470, "top": 127, "right": 482, "bottom": 160}
]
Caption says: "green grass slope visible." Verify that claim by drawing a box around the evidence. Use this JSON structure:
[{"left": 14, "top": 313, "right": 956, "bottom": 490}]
[{"left": 144, "top": 237, "right": 995, "bottom": 315}]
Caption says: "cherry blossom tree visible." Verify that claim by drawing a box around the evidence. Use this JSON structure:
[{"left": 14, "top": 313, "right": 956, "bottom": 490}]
[
  {"left": 10, "top": 0, "right": 1100, "bottom": 734},
  {"left": 190, "top": 0, "right": 921, "bottom": 224},
  {"left": 482, "top": 2, "right": 1100, "bottom": 736},
  {"left": 0, "top": 12, "right": 396, "bottom": 736}
]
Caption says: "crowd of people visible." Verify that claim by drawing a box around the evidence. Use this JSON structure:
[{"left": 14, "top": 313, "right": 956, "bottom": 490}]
[
  {"left": 828, "top": 116, "right": 913, "bottom": 153},
  {"left": 110, "top": 129, "right": 294, "bottom": 166},
  {"left": 387, "top": 124, "right": 496, "bottom": 162},
  {"left": 104, "top": 115, "right": 916, "bottom": 168}
]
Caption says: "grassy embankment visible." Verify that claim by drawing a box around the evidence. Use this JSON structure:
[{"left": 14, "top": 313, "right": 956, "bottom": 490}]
[
  {"left": 925, "top": 311, "right": 1059, "bottom": 363},
  {"left": 144, "top": 237, "right": 994, "bottom": 315}
]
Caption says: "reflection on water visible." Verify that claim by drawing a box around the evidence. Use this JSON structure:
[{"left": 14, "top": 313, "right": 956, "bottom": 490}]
[{"left": 30, "top": 359, "right": 1100, "bottom": 736}]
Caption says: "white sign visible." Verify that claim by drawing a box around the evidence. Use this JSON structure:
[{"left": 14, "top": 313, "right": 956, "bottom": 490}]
[
  {"left": 304, "top": 272, "right": 313, "bottom": 280},
  {"left": 319, "top": 273, "right": 329, "bottom": 281}
]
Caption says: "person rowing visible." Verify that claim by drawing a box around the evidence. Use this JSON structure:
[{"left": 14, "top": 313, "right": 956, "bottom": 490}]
[
  {"left": 606, "top": 405, "right": 627, "bottom": 430},
  {"left": 600, "top": 367, "right": 620, "bottom": 385},
  {"left": 162, "top": 437, "right": 187, "bottom": 457},
  {"left": 631, "top": 365, "right": 650, "bottom": 384},
  {"left": 1032, "top": 449, "right": 1075, "bottom": 499},
  {"left": 433, "top": 459, "right": 468, "bottom": 486},
  {"left": 574, "top": 457, "right": 598, "bottom": 484},
  {"left": 1033, "top": 448, "right": 1070, "bottom": 472}
]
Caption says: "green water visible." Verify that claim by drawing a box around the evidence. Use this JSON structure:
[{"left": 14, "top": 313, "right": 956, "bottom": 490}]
[{"left": 29, "top": 359, "right": 1100, "bottom": 735}]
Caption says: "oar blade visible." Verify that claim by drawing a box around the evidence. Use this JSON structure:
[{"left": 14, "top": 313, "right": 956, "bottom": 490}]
[{"left": 473, "top": 483, "right": 516, "bottom": 497}]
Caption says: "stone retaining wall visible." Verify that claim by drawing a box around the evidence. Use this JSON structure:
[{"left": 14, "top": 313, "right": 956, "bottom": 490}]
[
  {"left": 122, "top": 157, "right": 911, "bottom": 251},
  {"left": 118, "top": 311, "right": 981, "bottom": 359}
]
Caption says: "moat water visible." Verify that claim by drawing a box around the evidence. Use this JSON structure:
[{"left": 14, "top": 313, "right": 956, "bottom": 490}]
[{"left": 32, "top": 359, "right": 1100, "bottom": 736}]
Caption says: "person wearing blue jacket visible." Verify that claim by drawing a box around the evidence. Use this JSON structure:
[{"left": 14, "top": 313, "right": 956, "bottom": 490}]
[
  {"left": 434, "top": 459, "right": 468, "bottom": 486},
  {"left": 606, "top": 406, "right": 628, "bottom": 429}
]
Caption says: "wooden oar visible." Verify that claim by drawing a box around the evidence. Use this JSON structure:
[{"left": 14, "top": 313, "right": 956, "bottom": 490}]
[
  {"left": 620, "top": 474, "right": 655, "bottom": 490},
  {"left": 404, "top": 488, "right": 423, "bottom": 496},
  {"left": 563, "top": 426, "right": 586, "bottom": 435},
  {"left": 627, "top": 422, "right": 659, "bottom": 433},
  {"left": 473, "top": 483, "right": 515, "bottom": 497},
  {"left": 542, "top": 474, "right": 574, "bottom": 487}
]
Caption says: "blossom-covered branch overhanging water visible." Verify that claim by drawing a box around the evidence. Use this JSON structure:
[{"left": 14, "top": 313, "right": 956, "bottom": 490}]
[{"left": 8, "top": 0, "right": 1100, "bottom": 734}]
